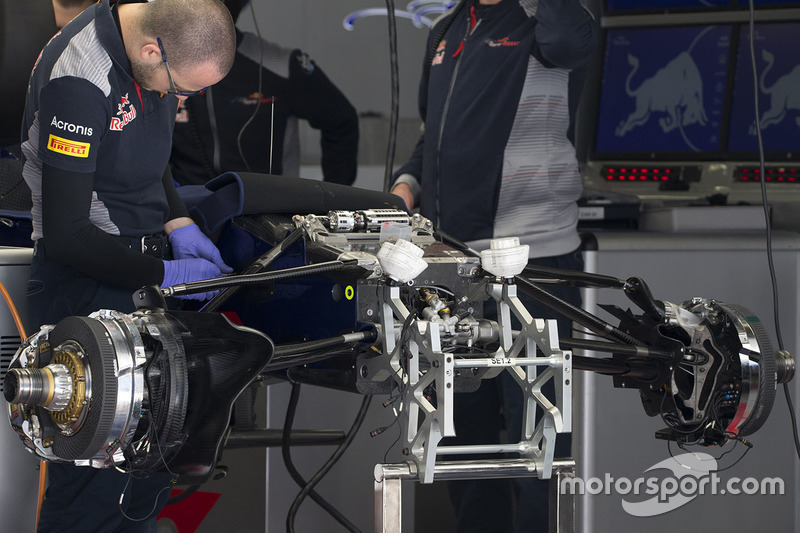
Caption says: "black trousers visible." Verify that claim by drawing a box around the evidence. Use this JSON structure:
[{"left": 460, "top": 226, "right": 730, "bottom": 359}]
[
  {"left": 446, "top": 249, "right": 583, "bottom": 533},
  {"left": 28, "top": 244, "right": 173, "bottom": 533}
]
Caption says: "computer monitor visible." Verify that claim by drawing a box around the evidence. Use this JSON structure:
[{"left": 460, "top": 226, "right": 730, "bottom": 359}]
[
  {"left": 591, "top": 25, "right": 733, "bottom": 161},
  {"left": 605, "top": 0, "right": 732, "bottom": 13},
  {"left": 742, "top": 0, "right": 800, "bottom": 5},
  {"left": 726, "top": 22, "right": 800, "bottom": 160}
]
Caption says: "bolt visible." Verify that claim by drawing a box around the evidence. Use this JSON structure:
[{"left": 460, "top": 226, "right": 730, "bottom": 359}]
[
  {"left": 432, "top": 360, "right": 440, "bottom": 368},
  {"left": 446, "top": 382, "right": 452, "bottom": 388},
  {"left": 402, "top": 448, "right": 410, "bottom": 456},
  {"left": 366, "top": 308, "right": 374, "bottom": 317},
  {"left": 360, "top": 365, "right": 368, "bottom": 378},
  {"left": 565, "top": 379, "right": 570, "bottom": 386},
  {"left": 471, "top": 368, "right": 479, "bottom": 376}
]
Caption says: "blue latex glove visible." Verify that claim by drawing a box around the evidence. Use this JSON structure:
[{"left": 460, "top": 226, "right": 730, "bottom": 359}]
[
  {"left": 168, "top": 224, "right": 233, "bottom": 274},
  {"left": 162, "top": 258, "right": 224, "bottom": 301}
]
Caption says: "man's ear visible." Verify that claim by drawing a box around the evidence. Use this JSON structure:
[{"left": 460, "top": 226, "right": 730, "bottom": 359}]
[{"left": 139, "top": 41, "right": 162, "bottom": 64}]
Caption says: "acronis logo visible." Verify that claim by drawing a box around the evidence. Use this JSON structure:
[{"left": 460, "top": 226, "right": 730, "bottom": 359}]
[{"left": 343, "top": 1, "right": 457, "bottom": 31}]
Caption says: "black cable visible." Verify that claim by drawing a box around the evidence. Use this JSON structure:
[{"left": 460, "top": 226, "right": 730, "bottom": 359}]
[
  {"left": 236, "top": 0, "right": 266, "bottom": 172},
  {"left": 370, "top": 401, "right": 401, "bottom": 464},
  {"left": 712, "top": 438, "right": 746, "bottom": 465},
  {"left": 165, "top": 484, "right": 200, "bottom": 506},
  {"left": 746, "top": 0, "right": 800, "bottom": 462},
  {"left": 281, "top": 383, "right": 362, "bottom": 533},
  {"left": 287, "top": 392, "right": 372, "bottom": 533},
  {"left": 117, "top": 412, "right": 177, "bottom": 521},
  {"left": 748, "top": 2, "right": 784, "bottom": 354},
  {"left": 382, "top": 419, "right": 402, "bottom": 464},
  {"left": 117, "top": 475, "right": 174, "bottom": 523},
  {"left": 383, "top": 0, "right": 399, "bottom": 192},
  {"left": 667, "top": 435, "right": 752, "bottom": 474},
  {"left": 184, "top": 97, "right": 217, "bottom": 181},
  {"left": 711, "top": 439, "right": 753, "bottom": 474},
  {"left": 785, "top": 382, "right": 800, "bottom": 462}
]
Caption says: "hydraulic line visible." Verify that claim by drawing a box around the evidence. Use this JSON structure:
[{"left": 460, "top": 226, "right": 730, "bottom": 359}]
[
  {"left": 163, "top": 259, "right": 358, "bottom": 297},
  {"left": 282, "top": 383, "right": 363, "bottom": 533},
  {"left": 274, "top": 331, "right": 377, "bottom": 357}
]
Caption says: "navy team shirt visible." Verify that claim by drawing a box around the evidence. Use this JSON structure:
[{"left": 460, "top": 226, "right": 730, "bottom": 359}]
[{"left": 21, "top": 0, "right": 177, "bottom": 242}]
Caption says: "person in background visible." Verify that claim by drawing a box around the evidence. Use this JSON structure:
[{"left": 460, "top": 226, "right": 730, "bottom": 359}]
[
  {"left": 169, "top": 0, "right": 359, "bottom": 186},
  {"left": 52, "top": 0, "right": 95, "bottom": 29},
  {"left": 20, "top": 0, "right": 236, "bottom": 530},
  {"left": 391, "top": 0, "right": 597, "bottom": 531}
]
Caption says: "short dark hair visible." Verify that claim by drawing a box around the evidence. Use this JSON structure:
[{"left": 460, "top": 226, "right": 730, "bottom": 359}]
[{"left": 138, "top": 0, "right": 235, "bottom": 77}]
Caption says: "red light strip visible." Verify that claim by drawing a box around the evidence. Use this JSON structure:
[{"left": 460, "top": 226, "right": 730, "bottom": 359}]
[{"left": 602, "top": 166, "right": 676, "bottom": 183}]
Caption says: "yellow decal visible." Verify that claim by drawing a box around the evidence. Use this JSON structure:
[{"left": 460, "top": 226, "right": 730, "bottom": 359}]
[
  {"left": 345, "top": 285, "right": 355, "bottom": 300},
  {"left": 47, "top": 134, "right": 90, "bottom": 158}
]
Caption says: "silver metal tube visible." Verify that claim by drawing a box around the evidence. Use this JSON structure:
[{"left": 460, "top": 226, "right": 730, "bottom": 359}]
[
  {"left": 374, "top": 459, "right": 576, "bottom": 533},
  {"left": 453, "top": 356, "right": 560, "bottom": 368},
  {"left": 435, "top": 443, "right": 528, "bottom": 456},
  {"left": 375, "top": 458, "right": 575, "bottom": 483}
]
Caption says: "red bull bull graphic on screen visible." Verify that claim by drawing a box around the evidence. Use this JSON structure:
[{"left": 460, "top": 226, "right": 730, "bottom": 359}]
[
  {"left": 594, "top": 25, "right": 730, "bottom": 156},
  {"left": 727, "top": 23, "right": 800, "bottom": 154}
]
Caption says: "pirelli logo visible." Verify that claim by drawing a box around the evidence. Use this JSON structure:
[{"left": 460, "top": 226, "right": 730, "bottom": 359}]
[{"left": 47, "top": 134, "right": 90, "bottom": 158}]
